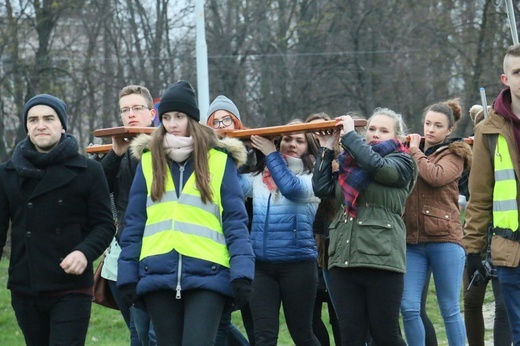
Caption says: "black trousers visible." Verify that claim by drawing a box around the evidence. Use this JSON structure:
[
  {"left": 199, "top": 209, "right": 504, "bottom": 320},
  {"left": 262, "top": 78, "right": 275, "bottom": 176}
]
[
  {"left": 145, "top": 289, "right": 226, "bottom": 345},
  {"left": 249, "top": 260, "right": 319, "bottom": 346},
  {"left": 11, "top": 291, "right": 92, "bottom": 346},
  {"left": 327, "top": 267, "right": 406, "bottom": 346}
]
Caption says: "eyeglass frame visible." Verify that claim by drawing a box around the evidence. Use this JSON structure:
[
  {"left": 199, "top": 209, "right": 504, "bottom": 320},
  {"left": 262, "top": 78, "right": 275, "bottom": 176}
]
[
  {"left": 120, "top": 105, "right": 150, "bottom": 115},
  {"left": 212, "top": 116, "right": 234, "bottom": 128}
]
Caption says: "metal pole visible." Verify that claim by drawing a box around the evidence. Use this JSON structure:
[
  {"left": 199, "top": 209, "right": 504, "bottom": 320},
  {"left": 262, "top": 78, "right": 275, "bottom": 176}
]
[
  {"left": 195, "top": 0, "right": 210, "bottom": 123},
  {"left": 480, "top": 87, "right": 489, "bottom": 119},
  {"left": 505, "top": 0, "right": 519, "bottom": 45}
]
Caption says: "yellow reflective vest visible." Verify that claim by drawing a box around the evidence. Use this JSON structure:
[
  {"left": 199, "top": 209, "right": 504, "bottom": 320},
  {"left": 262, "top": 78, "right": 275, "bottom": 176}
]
[
  {"left": 139, "top": 150, "right": 230, "bottom": 267},
  {"left": 493, "top": 134, "right": 519, "bottom": 232}
]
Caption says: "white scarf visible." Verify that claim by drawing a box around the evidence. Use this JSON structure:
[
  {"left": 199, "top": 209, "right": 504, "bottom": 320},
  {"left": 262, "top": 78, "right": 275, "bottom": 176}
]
[{"left": 163, "top": 133, "right": 194, "bottom": 162}]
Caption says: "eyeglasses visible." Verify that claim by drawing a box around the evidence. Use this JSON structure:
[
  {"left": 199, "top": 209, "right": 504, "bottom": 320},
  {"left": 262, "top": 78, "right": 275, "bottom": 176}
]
[
  {"left": 212, "top": 117, "right": 234, "bottom": 128},
  {"left": 120, "top": 105, "right": 150, "bottom": 115}
]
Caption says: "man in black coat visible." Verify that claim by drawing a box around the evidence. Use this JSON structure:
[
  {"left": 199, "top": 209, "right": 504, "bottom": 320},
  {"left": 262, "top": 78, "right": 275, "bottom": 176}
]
[{"left": 0, "top": 94, "right": 115, "bottom": 346}]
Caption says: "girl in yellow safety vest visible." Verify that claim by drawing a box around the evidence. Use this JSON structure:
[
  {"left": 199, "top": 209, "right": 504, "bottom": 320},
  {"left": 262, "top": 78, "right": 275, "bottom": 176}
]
[{"left": 117, "top": 81, "right": 255, "bottom": 345}]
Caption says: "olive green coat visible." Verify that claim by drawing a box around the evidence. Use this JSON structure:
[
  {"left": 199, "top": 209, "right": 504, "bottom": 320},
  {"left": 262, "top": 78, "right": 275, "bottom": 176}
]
[{"left": 313, "top": 132, "right": 417, "bottom": 273}]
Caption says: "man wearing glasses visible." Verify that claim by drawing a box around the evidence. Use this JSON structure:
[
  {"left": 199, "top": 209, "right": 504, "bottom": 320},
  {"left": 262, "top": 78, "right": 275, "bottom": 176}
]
[{"left": 98, "top": 85, "right": 157, "bottom": 346}]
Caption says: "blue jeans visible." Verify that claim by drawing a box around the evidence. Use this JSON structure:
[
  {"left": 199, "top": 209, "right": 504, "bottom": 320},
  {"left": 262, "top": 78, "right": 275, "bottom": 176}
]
[
  {"left": 401, "top": 243, "right": 466, "bottom": 346},
  {"left": 108, "top": 280, "right": 140, "bottom": 345},
  {"left": 215, "top": 300, "right": 249, "bottom": 346},
  {"left": 496, "top": 265, "right": 520, "bottom": 345},
  {"left": 109, "top": 280, "right": 156, "bottom": 345},
  {"left": 131, "top": 306, "right": 157, "bottom": 346}
]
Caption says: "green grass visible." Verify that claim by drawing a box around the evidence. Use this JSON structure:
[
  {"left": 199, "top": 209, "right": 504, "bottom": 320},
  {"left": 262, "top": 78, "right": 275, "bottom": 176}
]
[
  {"left": 0, "top": 258, "right": 128, "bottom": 345},
  {"left": 0, "top": 257, "right": 496, "bottom": 345},
  {"left": 0, "top": 257, "right": 296, "bottom": 345}
]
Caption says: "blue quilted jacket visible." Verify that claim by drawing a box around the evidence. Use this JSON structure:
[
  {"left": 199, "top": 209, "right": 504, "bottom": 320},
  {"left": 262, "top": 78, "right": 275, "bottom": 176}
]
[{"left": 240, "top": 151, "right": 319, "bottom": 262}]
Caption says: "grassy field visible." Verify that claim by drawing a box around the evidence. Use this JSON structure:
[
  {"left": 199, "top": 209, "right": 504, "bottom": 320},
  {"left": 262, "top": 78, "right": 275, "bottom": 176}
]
[{"left": 0, "top": 257, "right": 495, "bottom": 345}]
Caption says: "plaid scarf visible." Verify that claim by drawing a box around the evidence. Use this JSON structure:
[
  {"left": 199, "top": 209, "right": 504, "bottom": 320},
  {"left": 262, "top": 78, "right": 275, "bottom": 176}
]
[{"left": 338, "top": 139, "right": 408, "bottom": 217}]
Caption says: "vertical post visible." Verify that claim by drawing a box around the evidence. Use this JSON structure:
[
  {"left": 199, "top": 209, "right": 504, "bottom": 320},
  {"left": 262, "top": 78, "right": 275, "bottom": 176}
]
[
  {"left": 505, "top": 0, "right": 519, "bottom": 45},
  {"left": 195, "top": 0, "right": 210, "bottom": 123},
  {"left": 480, "top": 87, "right": 489, "bottom": 119}
]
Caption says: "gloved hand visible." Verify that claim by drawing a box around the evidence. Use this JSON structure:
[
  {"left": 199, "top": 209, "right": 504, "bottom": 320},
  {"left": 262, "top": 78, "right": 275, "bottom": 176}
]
[
  {"left": 133, "top": 297, "right": 147, "bottom": 312},
  {"left": 231, "top": 279, "right": 252, "bottom": 310},
  {"left": 466, "top": 253, "right": 485, "bottom": 285},
  {"left": 119, "top": 283, "right": 138, "bottom": 308}
]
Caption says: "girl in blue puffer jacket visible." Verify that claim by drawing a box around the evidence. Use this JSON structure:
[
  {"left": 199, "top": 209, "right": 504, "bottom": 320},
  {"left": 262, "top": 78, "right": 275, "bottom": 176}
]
[{"left": 239, "top": 119, "right": 321, "bottom": 345}]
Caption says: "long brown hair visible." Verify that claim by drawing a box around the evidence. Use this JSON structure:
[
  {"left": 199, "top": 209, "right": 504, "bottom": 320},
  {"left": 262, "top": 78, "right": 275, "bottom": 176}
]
[{"left": 149, "top": 119, "right": 219, "bottom": 203}]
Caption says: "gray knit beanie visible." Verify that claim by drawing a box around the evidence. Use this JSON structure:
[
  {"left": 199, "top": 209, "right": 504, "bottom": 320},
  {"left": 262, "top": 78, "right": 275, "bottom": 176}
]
[
  {"left": 23, "top": 94, "right": 68, "bottom": 132},
  {"left": 207, "top": 95, "right": 241, "bottom": 121}
]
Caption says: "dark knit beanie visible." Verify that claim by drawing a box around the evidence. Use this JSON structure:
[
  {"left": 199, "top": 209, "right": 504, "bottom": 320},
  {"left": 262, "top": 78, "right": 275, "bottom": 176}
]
[
  {"left": 207, "top": 95, "right": 241, "bottom": 121},
  {"left": 158, "top": 81, "right": 200, "bottom": 122},
  {"left": 23, "top": 94, "right": 68, "bottom": 132}
]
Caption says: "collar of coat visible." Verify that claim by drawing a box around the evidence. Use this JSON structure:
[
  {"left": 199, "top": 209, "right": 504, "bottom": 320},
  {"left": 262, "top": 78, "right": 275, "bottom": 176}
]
[
  {"left": 4, "top": 154, "right": 87, "bottom": 170},
  {"left": 423, "top": 139, "right": 472, "bottom": 173},
  {"left": 129, "top": 133, "right": 248, "bottom": 168}
]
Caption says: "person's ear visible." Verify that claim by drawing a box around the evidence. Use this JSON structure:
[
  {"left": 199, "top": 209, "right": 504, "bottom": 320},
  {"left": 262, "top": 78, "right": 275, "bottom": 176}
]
[
  {"left": 61, "top": 128, "right": 66, "bottom": 133},
  {"left": 501, "top": 73, "right": 509, "bottom": 87},
  {"left": 150, "top": 108, "right": 157, "bottom": 123}
]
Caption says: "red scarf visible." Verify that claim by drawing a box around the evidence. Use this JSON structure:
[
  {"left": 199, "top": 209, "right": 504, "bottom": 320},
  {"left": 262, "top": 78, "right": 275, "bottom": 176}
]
[{"left": 262, "top": 154, "right": 302, "bottom": 191}]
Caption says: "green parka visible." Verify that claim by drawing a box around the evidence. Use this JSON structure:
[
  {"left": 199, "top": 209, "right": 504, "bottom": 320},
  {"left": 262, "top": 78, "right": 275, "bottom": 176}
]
[{"left": 313, "top": 132, "right": 417, "bottom": 273}]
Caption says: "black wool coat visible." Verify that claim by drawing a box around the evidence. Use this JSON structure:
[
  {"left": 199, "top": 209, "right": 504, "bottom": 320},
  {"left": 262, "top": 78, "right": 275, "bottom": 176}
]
[{"left": 0, "top": 154, "right": 115, "bottom": 295}]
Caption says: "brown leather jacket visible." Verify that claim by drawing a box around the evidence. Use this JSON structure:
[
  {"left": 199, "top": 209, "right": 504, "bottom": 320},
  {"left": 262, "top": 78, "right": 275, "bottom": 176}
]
[
  {"left": 463, "top": 109, "right": 520, "bottom": 267},
  {"left": 404, "top": 140, "right": 472, "bottom": 246}
]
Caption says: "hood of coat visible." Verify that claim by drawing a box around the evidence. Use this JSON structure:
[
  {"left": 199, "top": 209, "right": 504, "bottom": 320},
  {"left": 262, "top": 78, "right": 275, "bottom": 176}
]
[
  {"left": 447, "top": 141, "right": 472, "bottom": 173},
  {"left": 425, "top": 138, "right": 473, "bottom": 173},
  {"left": 129, "top": 133, "right": 248, "bottom": 168},
  {"left": 477, "top": 108, "right": 509, "bottom": 134}
]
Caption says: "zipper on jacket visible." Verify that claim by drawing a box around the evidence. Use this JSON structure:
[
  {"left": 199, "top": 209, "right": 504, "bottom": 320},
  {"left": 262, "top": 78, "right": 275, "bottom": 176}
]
[
  {"left": 178, "top": 162, "right": 187, "bottom": 195},
  {"left": 175, "top": 254, "right": 183, "bottom": 299},
  {"left": 292, "top": 214, "right": 297, "bottom": 239},
  {"left": 319, "top": 149, "right": 326, "bottom": 171},
  {"left": 263, "top": 194, "right": 272, "bottom": 259}
]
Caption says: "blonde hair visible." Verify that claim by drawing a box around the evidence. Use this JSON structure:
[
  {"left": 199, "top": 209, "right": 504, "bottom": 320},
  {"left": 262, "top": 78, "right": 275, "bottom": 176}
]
[
  {"left": 369, "top": 107, "right": 407, "bottom": 140},
  {"left": 119, "top": 85, "right": 154, "bottom": 109},
  {"left": 469, "top": 104, "right": 489, "bottom": 125},
  {"left": 503, "top": 44, "right": 520, "bottom": 73}
]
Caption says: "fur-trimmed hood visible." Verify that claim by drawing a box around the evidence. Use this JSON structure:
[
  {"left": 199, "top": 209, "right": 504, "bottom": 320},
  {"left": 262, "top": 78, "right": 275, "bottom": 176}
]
[
  {"left": 446, "top": 140, "right": 472, "bottom": 173},
  {"left": 431, "top": 140, "right": 473, "bottom": 173},
  {"left": 129, "top": 133, "right": 248, "bottom": 168}
]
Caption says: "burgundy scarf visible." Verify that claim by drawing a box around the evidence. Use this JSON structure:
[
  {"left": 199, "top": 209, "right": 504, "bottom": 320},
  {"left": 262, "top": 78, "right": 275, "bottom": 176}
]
[
  {"left": 338, "top": 139, "right": 408, "bottom": 218},
  {"left": 493, "top": 87, "right": 520, "bottom": 154}
]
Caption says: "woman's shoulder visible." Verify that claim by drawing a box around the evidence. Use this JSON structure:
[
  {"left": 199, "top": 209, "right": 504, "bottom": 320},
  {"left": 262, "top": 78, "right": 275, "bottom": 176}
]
[
  {"left": 447, "top": 140, "right": 472, "bottom": 163},
  {"left": 214, "top": 137, "right": 248, "bottom": 168},
  {"left": 130, "top": 134, "right": 152, "bottom": 160}
]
